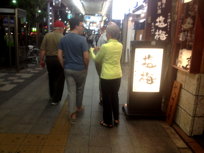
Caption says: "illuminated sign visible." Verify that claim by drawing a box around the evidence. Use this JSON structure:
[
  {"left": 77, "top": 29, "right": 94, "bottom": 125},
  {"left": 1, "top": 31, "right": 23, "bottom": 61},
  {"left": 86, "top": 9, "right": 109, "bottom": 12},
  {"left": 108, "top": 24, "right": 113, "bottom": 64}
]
[
  {"left": 84, "top": 15, "right": 102, "bottom": 22},
  {"left": 177, "top": 49, "right": 192, "bottom": 71},
  {"left": 132, "top": 48, "right": 163, "bottom": 92},
  {"left": 184, "top": 0, "right": 192, "bottom": 3}
]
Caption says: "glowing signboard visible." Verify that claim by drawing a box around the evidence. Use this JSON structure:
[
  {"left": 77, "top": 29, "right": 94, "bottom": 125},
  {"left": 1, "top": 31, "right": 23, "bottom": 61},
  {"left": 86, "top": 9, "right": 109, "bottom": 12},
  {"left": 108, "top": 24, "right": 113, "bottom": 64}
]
[{"left": 132, "top": 48, "right": 163, "bottom": 92}]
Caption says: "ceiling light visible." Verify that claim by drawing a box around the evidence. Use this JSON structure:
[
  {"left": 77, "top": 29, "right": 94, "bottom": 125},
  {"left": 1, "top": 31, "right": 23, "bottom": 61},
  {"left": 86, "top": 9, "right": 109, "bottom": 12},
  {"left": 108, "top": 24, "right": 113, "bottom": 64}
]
[
  {"left": 73, "top": 0, "right": 85, "bottom": 15},
  {"left": 183, "top": 0, "right": 192, "bottom": 3}
]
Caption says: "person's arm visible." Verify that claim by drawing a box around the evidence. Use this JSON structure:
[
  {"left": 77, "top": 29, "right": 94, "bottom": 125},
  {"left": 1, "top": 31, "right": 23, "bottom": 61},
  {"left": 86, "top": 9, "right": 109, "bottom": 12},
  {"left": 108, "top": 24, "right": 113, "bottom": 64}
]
[
  {"left": 39, "top": 35, "right": 47, "bottom": 68},
  {"left": 90, "top": 45, "right": 105, "bottom": 64},
  {"left": 39, "top": 50, "right": 46, "bottom": 67},
  {"left": 57, "top": 49, "right": 64, "bottom": 67},
  {"left": 83, "top": 51, "right": 89, "bottom": 69}
]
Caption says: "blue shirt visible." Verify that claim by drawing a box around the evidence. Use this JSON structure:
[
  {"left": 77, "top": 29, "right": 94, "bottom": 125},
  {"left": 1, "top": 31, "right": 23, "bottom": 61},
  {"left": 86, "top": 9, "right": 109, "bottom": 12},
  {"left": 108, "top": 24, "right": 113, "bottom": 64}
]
[{"left": 59, "top": 32, "right": 89, "bottom": 70}]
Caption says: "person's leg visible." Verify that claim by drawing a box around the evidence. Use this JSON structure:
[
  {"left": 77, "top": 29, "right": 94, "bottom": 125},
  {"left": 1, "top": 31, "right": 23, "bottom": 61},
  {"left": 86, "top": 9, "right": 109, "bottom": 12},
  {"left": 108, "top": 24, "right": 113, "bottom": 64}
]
[
  {"left": 101, "top": 79, "right": 112, "bottom": 125},
  {"left": 51, "top": 58, "right": 65, "bottom": 102},
  {"left": 75, "top": 70, "right": 87, "bottom": 110},
  {"left": 64, "top": 69, "right": 76, "bottom": 118},
  {"left": 45, "top": 57, "right": 55, "bottom": 101},
  {"left": 111, "top": 78, "right": 121, "bottom": 122}
]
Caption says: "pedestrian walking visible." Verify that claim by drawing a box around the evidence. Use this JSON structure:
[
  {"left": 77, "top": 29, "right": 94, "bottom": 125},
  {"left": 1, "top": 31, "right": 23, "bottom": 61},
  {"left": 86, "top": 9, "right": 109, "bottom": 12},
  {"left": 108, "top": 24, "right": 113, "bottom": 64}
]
[
  {"left": 90, "top": 22, "right": 122, "bottom": 128},
  {"left": 58, "top": 17, "right": 89, "bottom": 121},
  {"left": 40, "top": 20, "right": 65, "bottom": 105}
]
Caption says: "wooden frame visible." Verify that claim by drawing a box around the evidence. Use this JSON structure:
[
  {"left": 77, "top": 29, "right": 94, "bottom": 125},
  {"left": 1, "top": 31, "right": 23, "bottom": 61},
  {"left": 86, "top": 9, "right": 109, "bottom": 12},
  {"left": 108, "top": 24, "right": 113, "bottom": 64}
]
[{"left": 171, "top": 0, "right": 204, "bottom": 73}]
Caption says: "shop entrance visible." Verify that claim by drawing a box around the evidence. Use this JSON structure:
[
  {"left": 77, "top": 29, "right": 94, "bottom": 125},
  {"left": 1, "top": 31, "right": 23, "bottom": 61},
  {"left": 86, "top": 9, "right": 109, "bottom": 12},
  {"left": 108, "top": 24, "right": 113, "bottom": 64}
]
[{"left": 0, "top": 8, "right": 27, "bottom": 71}]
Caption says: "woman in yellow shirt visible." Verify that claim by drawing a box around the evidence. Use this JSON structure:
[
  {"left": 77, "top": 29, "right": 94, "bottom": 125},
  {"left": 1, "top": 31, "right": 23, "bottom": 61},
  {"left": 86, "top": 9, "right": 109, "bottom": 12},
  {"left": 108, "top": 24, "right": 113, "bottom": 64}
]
[{"left": 90, "top": 22, "right": 123, "bottom": 128}]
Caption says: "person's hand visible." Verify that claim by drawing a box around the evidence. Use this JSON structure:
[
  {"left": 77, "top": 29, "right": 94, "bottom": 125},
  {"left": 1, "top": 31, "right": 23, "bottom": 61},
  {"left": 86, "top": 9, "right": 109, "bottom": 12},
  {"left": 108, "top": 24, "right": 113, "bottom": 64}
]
[
  {"left": 40, "top": 60, "right": 45, "bottom": 68},
  {"left": 94, "top": 47, "right": 100, "bottom": 53}
]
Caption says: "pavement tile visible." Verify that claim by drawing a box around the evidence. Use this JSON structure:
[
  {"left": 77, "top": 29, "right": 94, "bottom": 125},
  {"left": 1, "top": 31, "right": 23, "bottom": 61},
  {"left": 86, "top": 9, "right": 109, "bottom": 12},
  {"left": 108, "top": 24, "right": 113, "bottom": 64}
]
[
  {"left": 89, "top": 135, "right": 111, "bottom": 147},
  {"left": 44, "top": 134, "right": 68, "bottom": 146},
  {"left": 22, "top": 134, "right": 48, "bottom": 145},
  {"left": 18, "top": 145, "right": 41, "bottom": 153},
  {"left": 0, "top": 79, "right": 5, "bottom": 82},
  {"left": 13, "top": 79, "right": 25, "bottom": 83},
  {"left": 30, "top": 70, "right": 40, "bottom": 73},
  {"left": 0, "top": 73, "right": 8, "bottom": 77},
  {"left": 8, "top": 76, "right": 19, "bottom": 80},
  {"left": 67, "top": 135, "right": 89, "bottom": 146},
  {"left": 0, "top": 84, "right": 16, "bottom": 91},
  {"left": 0, "top": 81, "right": 10, "bottom": 85},
  {"left": 0, "top": 133, "right": 27, "bottom": 145},
  {"left": 0, "top": 145, "right": 19, "bottom": 152},
  {"left": 20, "top": 74, "right": 33, "bottom": 78},
  {"left": 64, "top": 145, "right": 89, "bottom": 153},
  {"left": 40, "top": 145, "right": 65, "bottom": 153},
  {"left": 89, "top": 146, "right": 112, "bottom": 153},
  {"left": 178, "top": 148, "right": 193, "bottom": 153},
  {"left": 112, "top": 144, "right": 136, "bottom": 153}
]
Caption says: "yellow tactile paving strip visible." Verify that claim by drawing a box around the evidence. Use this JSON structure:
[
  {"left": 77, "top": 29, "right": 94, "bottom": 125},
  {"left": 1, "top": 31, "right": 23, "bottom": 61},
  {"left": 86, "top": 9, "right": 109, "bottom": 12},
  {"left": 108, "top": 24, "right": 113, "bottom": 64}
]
[{"left": 0, "top": 101, "right": 70, "bottom": 153}]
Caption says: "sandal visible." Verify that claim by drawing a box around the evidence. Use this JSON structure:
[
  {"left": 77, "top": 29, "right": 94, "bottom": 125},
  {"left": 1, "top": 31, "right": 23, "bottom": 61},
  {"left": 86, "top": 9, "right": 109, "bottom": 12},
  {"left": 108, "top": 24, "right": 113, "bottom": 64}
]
[
  {"left": 114, "top": 120, "right": 119, "bottom": 126},
  {"left": 70, "top": 112, "right": 77, "bottom": 119},
  {"left": 100, "top": 121, "right": 113, "bottom": 128}
]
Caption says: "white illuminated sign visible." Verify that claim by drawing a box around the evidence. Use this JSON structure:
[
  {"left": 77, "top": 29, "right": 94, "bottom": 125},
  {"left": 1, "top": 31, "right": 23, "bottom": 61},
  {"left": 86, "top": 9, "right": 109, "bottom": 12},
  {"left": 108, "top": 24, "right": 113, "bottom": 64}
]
[
  {"left": 184, "top": 0, "right": 192, "bottom": 3},
  {"left": 132, "top": 48, "right": 163, "bottom": 92}
]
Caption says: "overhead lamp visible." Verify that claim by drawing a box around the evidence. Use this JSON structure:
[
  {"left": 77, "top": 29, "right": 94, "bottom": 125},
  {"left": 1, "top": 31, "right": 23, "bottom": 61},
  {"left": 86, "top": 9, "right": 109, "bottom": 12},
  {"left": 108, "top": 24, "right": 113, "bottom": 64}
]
[
  {"left": 102, "top": 0, "right": 111, "bottom": 16},
  {"left": 183, "top": 0, "right": 192, "bottom": 3},
  {"left": 73, "top": 0, "right": 85, "bottom": 15}
]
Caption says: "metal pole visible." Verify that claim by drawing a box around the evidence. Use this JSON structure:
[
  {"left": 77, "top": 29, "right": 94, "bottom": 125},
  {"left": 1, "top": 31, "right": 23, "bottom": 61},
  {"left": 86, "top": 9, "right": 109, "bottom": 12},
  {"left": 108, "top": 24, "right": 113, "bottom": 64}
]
[
  {"left": 15, "top": 8, "right": 19, "bottom": 71},
  {"left": 47, "top": 2, "right": 50, "bottom": 32},
  {"left": 8, "top": 15, "right": 12, "bottom": 66},
  {"left": 36, "top": 7, "right": 39, "bottom": 47}
]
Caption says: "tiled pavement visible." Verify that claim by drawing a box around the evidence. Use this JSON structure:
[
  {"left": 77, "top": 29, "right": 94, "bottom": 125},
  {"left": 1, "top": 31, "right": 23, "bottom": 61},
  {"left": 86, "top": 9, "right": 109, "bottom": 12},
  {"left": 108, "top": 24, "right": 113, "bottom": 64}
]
[
  {"left": 0, "top": 61, "right": 193, "bottom": 153},
  {"left": 0, "top": 66, "right": 46, "bottom": 103}
]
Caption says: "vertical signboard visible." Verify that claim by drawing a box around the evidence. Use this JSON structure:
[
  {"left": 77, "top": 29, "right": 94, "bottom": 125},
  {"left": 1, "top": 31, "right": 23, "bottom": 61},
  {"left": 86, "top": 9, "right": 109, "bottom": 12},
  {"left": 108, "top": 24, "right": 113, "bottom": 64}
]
[
  {"left": 123, "top": 41, "right": 166, "bottom": 118},
  {"left": 146, "top": 0, "right": 172, "bottom": 41}
]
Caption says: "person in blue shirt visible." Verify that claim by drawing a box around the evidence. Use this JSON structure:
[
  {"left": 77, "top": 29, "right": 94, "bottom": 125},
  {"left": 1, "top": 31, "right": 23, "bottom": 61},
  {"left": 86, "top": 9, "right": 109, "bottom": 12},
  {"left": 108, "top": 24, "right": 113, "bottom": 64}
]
[{"left": 58, "top": 17, "right": 89, "bottom": 121}]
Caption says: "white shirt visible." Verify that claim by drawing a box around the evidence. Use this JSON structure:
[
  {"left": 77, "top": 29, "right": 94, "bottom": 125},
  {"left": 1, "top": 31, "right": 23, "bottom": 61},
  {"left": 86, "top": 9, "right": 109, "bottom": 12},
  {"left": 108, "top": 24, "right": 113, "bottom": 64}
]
[{"left": 97, "top": 32, "right": 107, "bottom": 47}]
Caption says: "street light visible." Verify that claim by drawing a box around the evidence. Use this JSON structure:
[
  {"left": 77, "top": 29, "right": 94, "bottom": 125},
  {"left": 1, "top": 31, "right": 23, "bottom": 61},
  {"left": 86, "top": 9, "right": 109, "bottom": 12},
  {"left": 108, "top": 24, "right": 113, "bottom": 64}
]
[{"left": 12, "top": 0, "right": 17, "bottom": 4}]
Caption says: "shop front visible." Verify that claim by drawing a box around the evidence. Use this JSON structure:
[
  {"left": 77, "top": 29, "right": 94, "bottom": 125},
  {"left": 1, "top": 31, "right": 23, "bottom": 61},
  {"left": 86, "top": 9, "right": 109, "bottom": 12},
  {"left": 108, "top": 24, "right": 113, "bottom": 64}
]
[{"left": 0, "top": 8, "right": 27, "bottom": 71}]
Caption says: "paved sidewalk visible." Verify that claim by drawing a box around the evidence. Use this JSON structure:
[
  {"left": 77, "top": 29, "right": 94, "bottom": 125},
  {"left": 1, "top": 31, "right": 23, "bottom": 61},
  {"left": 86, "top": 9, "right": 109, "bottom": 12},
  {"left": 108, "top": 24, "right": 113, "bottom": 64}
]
[
  {"left": 0, "top": 66, "right": 46, "bottom": 103},
  {"left": 0, "top": 60, "right": 193, "bottom": 153}
]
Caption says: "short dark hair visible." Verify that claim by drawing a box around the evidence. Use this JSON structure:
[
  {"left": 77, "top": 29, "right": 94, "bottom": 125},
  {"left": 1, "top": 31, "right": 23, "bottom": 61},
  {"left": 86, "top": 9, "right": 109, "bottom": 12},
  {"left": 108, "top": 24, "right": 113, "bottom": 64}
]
[{"left": 69, "top": 17, "right": 83, "bottom": 30}]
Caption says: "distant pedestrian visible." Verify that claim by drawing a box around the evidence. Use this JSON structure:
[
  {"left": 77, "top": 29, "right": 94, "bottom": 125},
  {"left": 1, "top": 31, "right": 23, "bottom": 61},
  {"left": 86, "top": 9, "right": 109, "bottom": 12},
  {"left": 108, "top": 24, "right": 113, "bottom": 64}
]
[
  {"left": 40, "top": 20, "right": 65, "bottom": 105},
  {"left": 95, "top": 26, "right": 107, "bottom": 105},
  {"left": 90, "top": 22, "right": 122, "bottom": 128},
  {"left": 58, "top": 17, "right": 89, "bottom": 121},
  {"left": 97, "top": 26, "right": 107, "bottom": 47}
]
